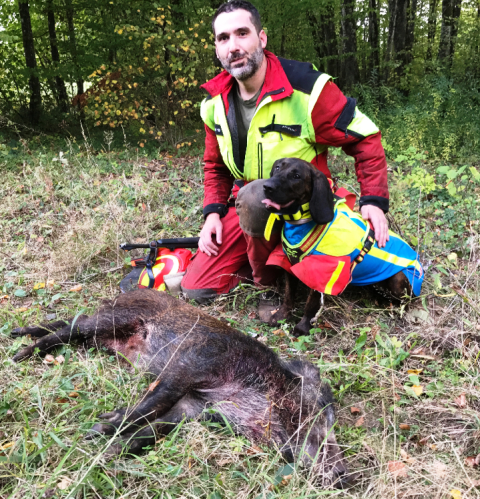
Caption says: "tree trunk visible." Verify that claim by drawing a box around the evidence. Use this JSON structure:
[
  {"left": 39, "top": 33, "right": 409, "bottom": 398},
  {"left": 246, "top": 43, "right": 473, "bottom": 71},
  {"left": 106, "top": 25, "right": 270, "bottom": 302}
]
[
  {"left": 404, "top": 0, "right": 418, "bottom": 66},
  {"left": 65, "top": 0, "right": 84, "bottom": 97},
  {"left": 426, "top": 0, "right": 438, "bottom": 62},
  {"left": 368, "top": 0, "right": 380, "bottom": 81},
  {"left": 438, "top": 0, "right": 462, "bottom": 65},
  {"left": 18, "top": 0, "right": 42, "bottom": 124},
  {"left": 385, "top": 0, "right": 408, "bottom": 81},
  {"left": 341, "top": 0, "right": 359, "bottom": 90},
  {"left": 307, "top": 11, "right": 325, "bottom": 70},
  {"left": 47, "top": 0, "right": 69, "bottom": 112}
]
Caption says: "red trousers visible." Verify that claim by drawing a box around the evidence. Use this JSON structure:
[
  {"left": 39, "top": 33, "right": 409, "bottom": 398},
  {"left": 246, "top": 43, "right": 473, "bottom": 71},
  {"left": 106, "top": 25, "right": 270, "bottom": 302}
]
[{"left": 181, "top": 205, "right": 281, "bottom": 299}]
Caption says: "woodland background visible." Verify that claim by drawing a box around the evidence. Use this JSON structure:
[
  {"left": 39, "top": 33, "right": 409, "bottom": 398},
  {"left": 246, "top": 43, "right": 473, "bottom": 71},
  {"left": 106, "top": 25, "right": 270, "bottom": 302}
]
[{"left": 0, "top": 0, "right": 480, "bottom": 160}]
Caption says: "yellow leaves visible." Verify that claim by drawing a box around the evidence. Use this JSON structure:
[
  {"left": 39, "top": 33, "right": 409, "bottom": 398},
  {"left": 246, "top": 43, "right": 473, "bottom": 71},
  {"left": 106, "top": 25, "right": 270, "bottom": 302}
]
[
  {"left": 0, "top": 441, "right": 15, "bottom": 451},
  {"left": 16, "top": 307, "right": 29, "bottom": 313},
  {"left": 450, "top": 490, "right": 462, "bottom": 499},
  {"left": 407, "top": 369, "right": 423, "bottom": 375},
  {"left": 116, "top": 110, "right": 121, "bottom": 116},
  {"left": 57, "top": 477, "right": 73, "bottom": 490},
  {"left": 144, "top": 57, "right": 149, "bottom": 61},
  {"left": 33, "top": 282, "right": 45, "bottom": 290},
  {"left": 139, "top": 128, "right": 146, "bottom": 133},
  {"left": 133, "top": 82, "right": 138, "bottom": 88},
  {"left": 157, "top": 131, "right": 162, "bottom": 137},
  {"left": 69, "top": 284, "right": 82, "bottom": 292},
  {"left": 43, "top": 354, "right": 65, "bottom": 366},
  {"left": 139, "top": 143, "right": 145, "bottom": 148},
  {"left": 204, "top": 44, "right": 208, "bottom": 49},
  {"left": 411, "top": 385, "right": 423, "bottom": 396}
]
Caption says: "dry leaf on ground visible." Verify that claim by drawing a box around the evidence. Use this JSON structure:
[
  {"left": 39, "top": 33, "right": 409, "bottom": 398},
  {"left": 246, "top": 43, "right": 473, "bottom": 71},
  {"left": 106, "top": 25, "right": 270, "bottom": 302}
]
[
  {"left": 351, "top": 406, "right": 361, "bottom": 414},
  {"left": 430, "top": 460, "right": 448, "bottom": 478},
  {"left": 465, "top": 456, "right": 478, "bottom": 467},
  {"left": 412, "top": 385, "right": 423, "bottom": 396},
  {"left": 399, "top": 424, "right": 411, "bottom": 430},
  {"left": 450, "top": 490, "right": 462, "bottom": 499},
  {"left": 454, "top": 393, "right": 467, "bottom": 408},
  {"left": 354, "top": 416, "right": 365, "bottom": 427},
  {"left": 69, "top": 284, "right": 83, "bottom": 292},
  {"left": 388, "top": 460, "right": 408, "bottom": 478},
  {"left": 43, "top": 354, "right": 55, "bottom": 364},
  {"left": 57, "top": 477, "right": 73, "bottom": 490},
  {"left": 407, "top": 369, "right": 423, "bottom": 375}
]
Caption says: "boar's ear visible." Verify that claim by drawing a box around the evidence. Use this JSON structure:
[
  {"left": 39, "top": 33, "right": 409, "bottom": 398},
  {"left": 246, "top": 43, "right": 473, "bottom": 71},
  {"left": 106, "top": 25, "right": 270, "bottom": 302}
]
[{"left": 309, "top": 169, "right": 334, "bottom": 225}]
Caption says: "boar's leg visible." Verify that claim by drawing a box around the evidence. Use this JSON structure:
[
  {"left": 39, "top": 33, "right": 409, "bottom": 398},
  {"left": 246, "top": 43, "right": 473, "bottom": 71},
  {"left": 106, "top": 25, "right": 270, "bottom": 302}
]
[
  {"left": 88, "top": 376, "right": 192, "bottom": 439},
  {"left": 12, "top": 315, "right": 110, "bottom": 362},
  {"left": 11, "top": 316, "right": 88, "bottom": 338},
  {"left": 99, "top": 392, "right": 206, "bottom": 456},
  {"left": 293, "top": 289, "right": 321, "bottom": 337}
]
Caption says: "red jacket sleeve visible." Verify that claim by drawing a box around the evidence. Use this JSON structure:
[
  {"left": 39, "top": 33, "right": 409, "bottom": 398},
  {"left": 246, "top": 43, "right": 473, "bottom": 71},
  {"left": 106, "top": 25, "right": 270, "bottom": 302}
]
[
  {"left": 311, "top": 81, "right": 389, "bottom": 212},
  {"left": 203, "top": 124, "right": 235, "bottom": 219}
]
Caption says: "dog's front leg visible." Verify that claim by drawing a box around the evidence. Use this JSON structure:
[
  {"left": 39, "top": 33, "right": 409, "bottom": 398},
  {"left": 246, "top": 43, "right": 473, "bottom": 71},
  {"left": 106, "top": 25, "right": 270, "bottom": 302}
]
[
  {"left": 269, "top": 271, "right": 297, "bottom": 325},
  {"left": 292, "top": 289, "right": 321, "bottom": 337}
]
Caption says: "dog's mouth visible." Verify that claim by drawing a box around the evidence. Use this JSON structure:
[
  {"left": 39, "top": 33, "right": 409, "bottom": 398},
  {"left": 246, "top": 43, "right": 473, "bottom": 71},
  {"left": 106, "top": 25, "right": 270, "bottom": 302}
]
[{"left": 261, "top": 198, "right": 295, "bottom": 211}]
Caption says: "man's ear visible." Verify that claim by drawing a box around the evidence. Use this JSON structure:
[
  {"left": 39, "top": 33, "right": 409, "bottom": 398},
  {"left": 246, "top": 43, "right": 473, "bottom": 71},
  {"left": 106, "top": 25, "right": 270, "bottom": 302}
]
[{"left": 309, "top": 169, "right": 334, "bottom": 225}]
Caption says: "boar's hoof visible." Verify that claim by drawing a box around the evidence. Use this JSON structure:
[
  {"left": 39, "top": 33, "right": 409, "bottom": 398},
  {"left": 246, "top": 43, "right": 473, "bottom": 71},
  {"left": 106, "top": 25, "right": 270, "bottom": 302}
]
[
  {"left": 269, "top": 304, "right": 292, "bottom": 326},
  {"left": 103, "top": 426, "right": 156, "bottom": 457},
  {"left": 12, "top": 346, "right": 35, "bottom": 363},
  {"left": 85, "top": 410, "right": 128, "bottom": 439}
]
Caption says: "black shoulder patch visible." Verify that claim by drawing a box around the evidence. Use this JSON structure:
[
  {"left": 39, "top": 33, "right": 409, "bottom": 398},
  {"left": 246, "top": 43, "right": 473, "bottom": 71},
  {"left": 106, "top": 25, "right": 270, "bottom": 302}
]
[{"left": 278, "top": 57, "right": 324, "bottom": 94}]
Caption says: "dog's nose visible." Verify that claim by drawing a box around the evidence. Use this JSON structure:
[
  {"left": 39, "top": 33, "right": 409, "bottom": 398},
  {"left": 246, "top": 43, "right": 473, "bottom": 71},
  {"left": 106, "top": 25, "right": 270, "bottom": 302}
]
[{"left": 263, "top": 184, "right": 274, "bottom": 195}]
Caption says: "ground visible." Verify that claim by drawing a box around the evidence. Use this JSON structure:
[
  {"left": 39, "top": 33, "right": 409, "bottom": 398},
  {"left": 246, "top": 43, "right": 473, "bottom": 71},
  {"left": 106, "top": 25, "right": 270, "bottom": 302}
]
[{"left": 0, "top": 136, "right": 479, "bottom": 498}]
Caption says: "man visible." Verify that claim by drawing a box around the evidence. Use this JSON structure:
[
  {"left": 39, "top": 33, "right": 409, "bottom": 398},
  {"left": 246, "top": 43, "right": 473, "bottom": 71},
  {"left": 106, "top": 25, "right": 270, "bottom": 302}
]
[{"left": 181, "top": 0, "right": 389, "bottom": 320}]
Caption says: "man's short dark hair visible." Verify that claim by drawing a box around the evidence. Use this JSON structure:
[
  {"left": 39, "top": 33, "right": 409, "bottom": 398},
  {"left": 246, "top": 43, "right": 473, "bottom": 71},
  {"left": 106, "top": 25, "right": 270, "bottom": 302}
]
[{"left": 212, "top": 1, "right": 262, "bottom": 35}]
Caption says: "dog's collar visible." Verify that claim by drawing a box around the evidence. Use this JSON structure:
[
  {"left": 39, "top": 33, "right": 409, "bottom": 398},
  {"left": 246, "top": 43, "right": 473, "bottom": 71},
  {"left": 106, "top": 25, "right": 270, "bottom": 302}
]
[{"left": 264, "top": 203, "right": 312, "bottom": 241}]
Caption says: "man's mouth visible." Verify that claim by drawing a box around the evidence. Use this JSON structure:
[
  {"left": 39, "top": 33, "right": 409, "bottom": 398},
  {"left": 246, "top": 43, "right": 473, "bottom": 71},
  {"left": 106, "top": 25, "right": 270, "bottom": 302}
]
[{"left": 261, "top": 199, "right": 295, "bottom": 211}]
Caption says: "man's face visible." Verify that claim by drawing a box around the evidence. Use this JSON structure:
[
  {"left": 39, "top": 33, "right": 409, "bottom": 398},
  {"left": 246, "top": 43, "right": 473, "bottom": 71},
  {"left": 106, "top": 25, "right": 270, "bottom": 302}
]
[{"left": 214, "top": 9, "right": 267, "bottom": 81}]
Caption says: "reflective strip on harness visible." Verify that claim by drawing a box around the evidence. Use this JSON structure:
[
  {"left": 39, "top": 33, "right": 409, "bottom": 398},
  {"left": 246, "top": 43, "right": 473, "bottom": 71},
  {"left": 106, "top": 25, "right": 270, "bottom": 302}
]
[{"left": 324, "top": 261, "right": 346, "bottom": 294}]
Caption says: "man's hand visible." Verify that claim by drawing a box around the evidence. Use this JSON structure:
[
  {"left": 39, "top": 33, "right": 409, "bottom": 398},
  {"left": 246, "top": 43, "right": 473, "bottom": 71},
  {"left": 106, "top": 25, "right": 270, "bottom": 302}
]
[
  {"left": 360, "top": 205, "right": 389, "bottom": 248},
  {"left": 199, "top": 213, "right": 223, "bottom": 256}
]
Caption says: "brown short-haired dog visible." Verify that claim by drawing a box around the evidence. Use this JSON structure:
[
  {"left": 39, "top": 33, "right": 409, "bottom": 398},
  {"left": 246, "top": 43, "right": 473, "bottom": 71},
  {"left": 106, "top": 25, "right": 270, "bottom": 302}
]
[{"left": 261, "top": 158, "right": 424, "bottom": 337}]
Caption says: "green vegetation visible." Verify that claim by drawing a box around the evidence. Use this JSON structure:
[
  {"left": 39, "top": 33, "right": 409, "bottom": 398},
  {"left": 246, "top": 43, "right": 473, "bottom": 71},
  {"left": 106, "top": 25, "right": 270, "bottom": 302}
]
[{"left": 0, "top": 141, "right": 479, "bottom": 497}]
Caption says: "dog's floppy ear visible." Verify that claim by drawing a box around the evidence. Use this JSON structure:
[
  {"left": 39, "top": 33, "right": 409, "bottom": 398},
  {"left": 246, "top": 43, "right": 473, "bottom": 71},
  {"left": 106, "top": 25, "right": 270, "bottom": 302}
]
[{"left": 309, "top": 169, "right": 334, "bottom": 225}]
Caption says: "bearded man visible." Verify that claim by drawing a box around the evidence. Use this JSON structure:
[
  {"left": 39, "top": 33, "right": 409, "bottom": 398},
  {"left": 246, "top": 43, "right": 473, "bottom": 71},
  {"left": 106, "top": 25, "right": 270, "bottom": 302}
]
[{"left": 181, "top": 0, "right": 390, "bottom": 321}]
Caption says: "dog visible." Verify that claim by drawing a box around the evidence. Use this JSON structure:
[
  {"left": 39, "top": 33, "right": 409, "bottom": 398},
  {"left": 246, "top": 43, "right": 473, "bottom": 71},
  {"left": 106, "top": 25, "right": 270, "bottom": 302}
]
[
  {"left": 12, "top": 289, "right": 348, "bottom": 487},
  {"left": 261, "top": 158, "right": 424, "bottom": 337}
]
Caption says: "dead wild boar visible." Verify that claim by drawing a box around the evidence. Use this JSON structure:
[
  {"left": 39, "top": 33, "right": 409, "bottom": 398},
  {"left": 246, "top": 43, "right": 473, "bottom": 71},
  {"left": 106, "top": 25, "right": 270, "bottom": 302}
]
[{"left": 12, "top": 289, "right": 348, "bottom": 486}]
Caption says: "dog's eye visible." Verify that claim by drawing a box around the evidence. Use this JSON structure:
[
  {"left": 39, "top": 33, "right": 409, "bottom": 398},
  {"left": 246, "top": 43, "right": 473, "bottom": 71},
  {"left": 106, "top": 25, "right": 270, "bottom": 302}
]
[
  {"left": 294, "top": 173, "right": 301, "bottom": 179},
  {"left": 275, "top": 165, "right": 280, "bottom": 170}
]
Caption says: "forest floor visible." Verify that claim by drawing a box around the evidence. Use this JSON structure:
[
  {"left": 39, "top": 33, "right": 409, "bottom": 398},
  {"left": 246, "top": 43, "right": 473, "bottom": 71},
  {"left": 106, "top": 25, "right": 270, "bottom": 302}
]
[{"left": 0, "top": 135, "right": 479, "bottom": 499}]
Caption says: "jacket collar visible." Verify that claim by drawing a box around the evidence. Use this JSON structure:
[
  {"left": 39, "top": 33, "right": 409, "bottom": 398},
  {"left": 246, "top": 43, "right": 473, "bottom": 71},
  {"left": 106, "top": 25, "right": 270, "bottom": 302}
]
[{"left": 200, "top": 50, "right": 293, "bottom": 105}]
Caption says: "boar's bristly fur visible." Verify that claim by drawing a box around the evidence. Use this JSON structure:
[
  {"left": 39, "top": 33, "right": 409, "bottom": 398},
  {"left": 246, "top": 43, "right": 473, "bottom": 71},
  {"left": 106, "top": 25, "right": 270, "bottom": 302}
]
[{"left": 12, "top": 289, "right": 348, "bottom": 487}]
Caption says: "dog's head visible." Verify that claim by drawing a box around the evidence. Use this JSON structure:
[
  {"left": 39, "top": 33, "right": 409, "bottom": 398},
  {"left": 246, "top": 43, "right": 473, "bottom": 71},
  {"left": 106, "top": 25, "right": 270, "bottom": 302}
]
[{"left": 262, "top": 158, "right": 334, "bottom": 225}]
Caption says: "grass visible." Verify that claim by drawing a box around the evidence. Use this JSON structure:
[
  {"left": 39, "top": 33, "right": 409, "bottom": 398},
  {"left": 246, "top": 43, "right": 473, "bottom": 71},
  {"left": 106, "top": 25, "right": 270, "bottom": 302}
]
[{"left": 0, "top": 130, "right": 479, "bottom": 498}]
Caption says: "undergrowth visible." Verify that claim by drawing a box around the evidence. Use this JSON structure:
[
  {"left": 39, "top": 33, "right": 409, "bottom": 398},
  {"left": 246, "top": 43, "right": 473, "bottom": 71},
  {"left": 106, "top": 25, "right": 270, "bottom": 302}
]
[{"left": 0, "top": 132, "right": 479, "bottom": 498}]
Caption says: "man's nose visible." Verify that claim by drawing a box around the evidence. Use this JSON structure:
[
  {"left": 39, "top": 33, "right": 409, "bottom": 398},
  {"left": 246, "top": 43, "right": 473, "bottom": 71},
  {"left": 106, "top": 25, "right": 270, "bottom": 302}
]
[{"left": 228, "top": 35, "right": 241, "bottom": 53}]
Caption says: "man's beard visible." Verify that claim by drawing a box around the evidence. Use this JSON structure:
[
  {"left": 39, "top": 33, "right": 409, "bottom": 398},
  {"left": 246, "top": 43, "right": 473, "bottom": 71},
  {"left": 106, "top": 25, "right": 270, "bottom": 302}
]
[{"left": 219, "top": 43, "right": 264, "bottom": 81}]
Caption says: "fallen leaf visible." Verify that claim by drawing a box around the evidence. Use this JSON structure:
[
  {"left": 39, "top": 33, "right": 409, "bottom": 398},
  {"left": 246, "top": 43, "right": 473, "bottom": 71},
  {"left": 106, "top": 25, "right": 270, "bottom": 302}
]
[
  {"left": 354, "top": 416, "right": 365, "bottom": 427},
  {"left": 454, "top": 393, "right": 467, "bottom": 408},
  {"left": 388, "top": 460, "right": 408, "bottom": 478},
  {"left": 33, "top": 282, "right": 45, "bottom": 290},
  {"left": 57, "top": 477, "right": 73, "bottom": 490},
  {"left": 271, "top": 329, "right": 283, "bottom": 335},
  {"left": 465, "top": 456, "right": 478, "bottom": 467},
  {"left": 68, "top": 392, "right": 79, "bottom": 398},
  {"left": 217, "top": 457, "right": 235, "bottom": 466},
  {"left": 55, "top": 355, "right": 65, "bottom": 364},
  {"left": 475, "top": 454, "right": 480, "bottom": 465},
  {"left": 0, "top": 295, "right": 9, "bottom": 303},
  {"left": 141, "top": 203, "right": 147, "bottom": 211},
  {"left": 43, "top": 354, "right": 55, "bottom": 364},
  {"left": 281, "top": 474, "right": 293, "bottom": 485},
  {"left": 351, "top": 406, "right": 361, "bottom": 415},
  {"left": 16, "top": 307, "right": 29, "bottom": 313},
  {"left": 412, "top": 385, "right": 423, "bottom": 396},
  {"left": 447, "top": 252, "right": 458, "bottom": 263},
  {"left": 0, "top": 441, "right": 15, "bottom": 451},
  {"left": 400, "top": 449, "right": 416, "bottom": 464},
  {"left": 56, "top": 398, "right": 69, "bottom": 404},
  {"left": 399, "top": 424, "right": 411, "bottom": 430},
  {"left": 246, "top": 445, "right": 263, "bottom": 455},
  {"left": 248, "top": 311, "right": 256, "bottom": 319},
  {"left": 418, "top": 436, "right": 430, "bottom": 446},
  {"left": 148, "top": 380, "right": 160, "bottom": 392},
  {"left": 450, "top": 490, "right": 462, "bottom": 499},
  {"left": 46, "top": 280, "right": 55, "bottom": 289},
  {"left": 407, "top": 369, "right": 423, "bottom": 375},
  {"left": 429, "top": 444, "right": 438, "bottom": 451},
  {"left": 69, "top": 284, "right": 82, "bottom": 292}
]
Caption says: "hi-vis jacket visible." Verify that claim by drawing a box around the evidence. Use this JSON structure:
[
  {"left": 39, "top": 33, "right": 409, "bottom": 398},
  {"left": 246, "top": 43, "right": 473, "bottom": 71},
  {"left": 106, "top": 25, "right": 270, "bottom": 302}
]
[
  {"left": 199, "top": 50, "right": 389, "bottom": 219},
  {"left": 266, "top": 197, "right": 424, "bottom": 296}
]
